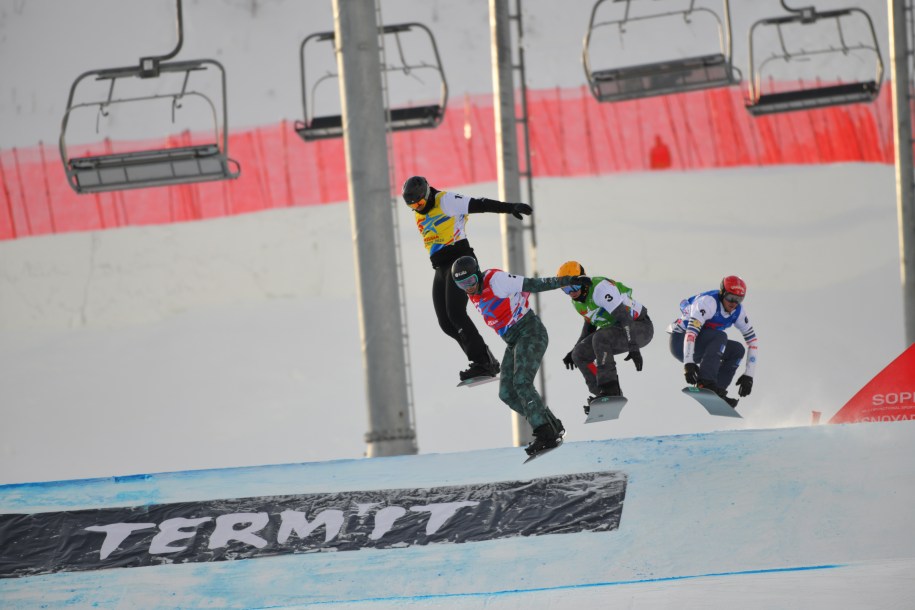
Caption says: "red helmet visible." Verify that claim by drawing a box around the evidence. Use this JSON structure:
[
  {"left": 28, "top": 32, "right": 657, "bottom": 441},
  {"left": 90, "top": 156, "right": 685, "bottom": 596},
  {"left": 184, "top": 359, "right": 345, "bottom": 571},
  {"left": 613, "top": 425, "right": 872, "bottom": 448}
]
[{"left": 720, "top": 275, "right": 747, "bottom": 298}]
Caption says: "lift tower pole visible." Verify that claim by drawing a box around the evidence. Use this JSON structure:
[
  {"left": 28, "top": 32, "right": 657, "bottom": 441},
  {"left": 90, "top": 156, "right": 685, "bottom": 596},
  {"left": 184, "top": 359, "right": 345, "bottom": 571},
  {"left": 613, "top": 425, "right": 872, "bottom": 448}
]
[
  {"left": 490, "top": 0, "right": 533, "bottom": 447},
  {"left": 888, "top": 0, "right": 915, "bottom": 347},
  {"left": 333, "top": 0, "right": 417, "bottom": 456}
]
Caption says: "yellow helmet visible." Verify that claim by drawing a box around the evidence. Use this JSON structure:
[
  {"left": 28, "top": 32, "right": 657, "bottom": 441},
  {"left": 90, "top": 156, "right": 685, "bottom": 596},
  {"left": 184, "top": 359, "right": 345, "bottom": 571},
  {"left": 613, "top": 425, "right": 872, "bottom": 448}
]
[{"left": 556, "top": 260, "right": 585, "bottom": 277}]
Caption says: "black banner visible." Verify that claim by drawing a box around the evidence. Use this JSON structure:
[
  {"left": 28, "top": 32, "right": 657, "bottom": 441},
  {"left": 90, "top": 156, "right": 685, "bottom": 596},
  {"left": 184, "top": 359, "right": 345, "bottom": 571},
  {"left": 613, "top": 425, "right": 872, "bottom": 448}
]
[{"left": 0, "top": 471, "right": 626, "bottom": 578}]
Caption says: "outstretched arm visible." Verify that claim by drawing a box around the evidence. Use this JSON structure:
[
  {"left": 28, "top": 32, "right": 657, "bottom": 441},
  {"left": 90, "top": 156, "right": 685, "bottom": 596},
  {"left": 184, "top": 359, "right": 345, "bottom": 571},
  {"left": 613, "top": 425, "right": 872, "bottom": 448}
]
[
  {"left": 468, "top": 197, "right": 533, "bottom": 220},
  {"left": 521, "top": 275, "right": 590, "bottom": 294}
]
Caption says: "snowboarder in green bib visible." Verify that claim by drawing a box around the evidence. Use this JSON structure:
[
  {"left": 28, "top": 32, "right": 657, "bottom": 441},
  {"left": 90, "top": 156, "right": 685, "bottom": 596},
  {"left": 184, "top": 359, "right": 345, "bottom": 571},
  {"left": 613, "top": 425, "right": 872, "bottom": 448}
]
[{"left": 556, "top": 261, "right": 654, "bottom": 406}]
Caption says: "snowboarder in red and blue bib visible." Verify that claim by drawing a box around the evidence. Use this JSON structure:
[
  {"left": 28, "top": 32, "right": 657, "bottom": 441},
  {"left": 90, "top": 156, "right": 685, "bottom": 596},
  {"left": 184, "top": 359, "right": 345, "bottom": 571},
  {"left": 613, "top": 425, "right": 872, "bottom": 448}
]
[{"left": 451, "top": 256, "right": 590, "bottom": 458}]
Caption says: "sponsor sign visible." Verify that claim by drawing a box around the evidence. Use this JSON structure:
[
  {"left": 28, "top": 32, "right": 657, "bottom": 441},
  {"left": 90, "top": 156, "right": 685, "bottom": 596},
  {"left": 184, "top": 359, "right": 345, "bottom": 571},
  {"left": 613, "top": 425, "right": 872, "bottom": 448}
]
[
  {"left": 830, "top": 344, "right": 915, "bottom": 424},
  {"left": 0, "top": 471, "right": 626, "bottom": 578}
]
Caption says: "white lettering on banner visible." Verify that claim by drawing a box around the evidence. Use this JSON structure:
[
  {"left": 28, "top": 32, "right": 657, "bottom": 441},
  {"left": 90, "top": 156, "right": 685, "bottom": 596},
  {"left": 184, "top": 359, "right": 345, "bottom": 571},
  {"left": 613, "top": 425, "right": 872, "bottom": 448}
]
[
  {"left": 872, "top": 392, "right": 915, "bottom": 406},
  {"left": 862, "top": 414, "right": 915, "bottom": 421},
  {"left": 85, "top": 523, "right": 156, "bottom": 560},
  {"left": 85, "top": 501, "right": 480, "bottom": 560},
  {"left": 277, "top": 509, "right": 344, "bottom": 544},
  {"left": 410, "top": 502, "right": 480, "bottom": 535},
  {"left": 371, "top": 506, "right": 407, "bottom": 540},
  {"left": 209, "top": 513, "right": 270, "bottom": 550},
  {"left": 150, "top": 517, "right": 213, "bottom": 555}
]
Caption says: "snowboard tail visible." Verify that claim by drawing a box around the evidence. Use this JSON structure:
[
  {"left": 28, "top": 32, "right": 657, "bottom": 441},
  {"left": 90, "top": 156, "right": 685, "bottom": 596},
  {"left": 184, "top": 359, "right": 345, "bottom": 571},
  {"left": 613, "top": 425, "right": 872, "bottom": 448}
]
[
  {"left": 457, "top": 375, "right": 499, "bottom": 388},
  {"left": 584, "top": 395, "right": 628, "bottom": 423},
  {"left": 682, "top": 387, "right": 742, "bottom": 418}
]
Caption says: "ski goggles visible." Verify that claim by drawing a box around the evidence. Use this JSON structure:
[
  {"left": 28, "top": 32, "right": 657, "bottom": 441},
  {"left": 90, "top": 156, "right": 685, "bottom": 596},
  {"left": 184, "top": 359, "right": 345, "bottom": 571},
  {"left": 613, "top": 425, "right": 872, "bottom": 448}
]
[
  {"left": 406, "top": 197, "right": 427, "bottom": 210},
  {"left": 561, "top": 284, "right": 582, "bottom": 295},
  {"left": 455, "top": 274, "right": 479, "bottom": 292},
  {"left": 722, "top": 292, "right": 744, "bottom": 304}
]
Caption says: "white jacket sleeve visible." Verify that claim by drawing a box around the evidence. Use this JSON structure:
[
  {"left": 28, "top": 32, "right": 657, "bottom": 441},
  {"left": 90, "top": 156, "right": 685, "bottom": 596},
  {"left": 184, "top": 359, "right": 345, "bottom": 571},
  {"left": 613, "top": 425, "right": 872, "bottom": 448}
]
[
  {"left": 682, "top": 295, "right": 715, "bottom": 364},
  {"left": 734, "top": 309, "right": 759, "bottom": 377}
]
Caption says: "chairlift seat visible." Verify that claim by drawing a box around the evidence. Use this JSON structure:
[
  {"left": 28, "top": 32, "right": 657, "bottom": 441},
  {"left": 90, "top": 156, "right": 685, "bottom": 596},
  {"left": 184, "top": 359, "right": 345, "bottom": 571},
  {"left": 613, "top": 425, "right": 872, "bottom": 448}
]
[
  {"left": 590, "top": 53, "right": 736, "bottom": 102},
  {"left": 295, "top": 104, "right": 444, "bottom": 141},
  {"left": 745, "top": 6, "right": 884, "bottom": 116},
  {"left": 296, "top": 22, "right": 448, "bottom": 143},
  {"left": 66, "top": 144, "right": 240, "bottom": 193},
  {"left": 746, "top": 81, "right": 880, "bottom": 116}
]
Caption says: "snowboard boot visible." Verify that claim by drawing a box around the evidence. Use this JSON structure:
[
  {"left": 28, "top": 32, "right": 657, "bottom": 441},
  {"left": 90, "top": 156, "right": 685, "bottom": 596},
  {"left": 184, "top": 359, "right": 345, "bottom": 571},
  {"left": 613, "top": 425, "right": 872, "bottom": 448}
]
[
  {"left": 698, "top": 380, "right": 738, "bottom": 408},
  {"left": 715, "top": 387, "right": 740, "bottom": 409},
  {"left": 696, "top": 379, "right": 719, "bottom": 393},
  {"left": 460, "top": 345, "right": 500, "bottom": 381},
  {"left": 459, "top": 359, "right": 500, "bottom": 382},
  {"left": 525, "top": 421, "right": 564, "bottom": 456},
  {"left": 595, "top": 379, "right": 623, "bottom": 398}
]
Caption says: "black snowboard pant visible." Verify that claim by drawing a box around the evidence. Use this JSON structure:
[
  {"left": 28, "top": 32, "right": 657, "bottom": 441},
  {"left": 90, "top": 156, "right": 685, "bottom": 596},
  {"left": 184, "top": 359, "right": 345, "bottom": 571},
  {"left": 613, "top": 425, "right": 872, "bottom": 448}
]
[
  {"left": 432, "top": 263, "right": 492, "bottom": 365},
  {"left": 571, "top": 316, "right": 654, "bottom": 393}
]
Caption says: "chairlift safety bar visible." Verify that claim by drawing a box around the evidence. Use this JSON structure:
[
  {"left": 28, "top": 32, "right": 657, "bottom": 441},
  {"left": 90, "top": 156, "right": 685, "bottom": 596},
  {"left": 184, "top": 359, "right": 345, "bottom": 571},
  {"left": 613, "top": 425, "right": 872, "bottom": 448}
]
[{"left": 295, "top": 22, "right": 448, "bottom": 141}]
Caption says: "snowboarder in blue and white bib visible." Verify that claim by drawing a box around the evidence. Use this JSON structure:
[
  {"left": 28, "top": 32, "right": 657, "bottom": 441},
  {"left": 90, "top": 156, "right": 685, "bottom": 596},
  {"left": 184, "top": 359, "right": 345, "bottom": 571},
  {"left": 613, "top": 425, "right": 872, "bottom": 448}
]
[{"left": 668, "top": 275, "right": 758, "bottom": 408}]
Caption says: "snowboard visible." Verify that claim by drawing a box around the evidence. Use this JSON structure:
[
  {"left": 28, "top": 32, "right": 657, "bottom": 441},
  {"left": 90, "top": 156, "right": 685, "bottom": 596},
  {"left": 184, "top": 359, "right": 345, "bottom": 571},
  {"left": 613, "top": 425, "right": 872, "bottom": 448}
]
[
  {"left": 523, "top": 438, "right": 563, "bottom": 464},
  {"left": 584, "top": 395, "right": 628, "bottom": 423},
  {"left": 457, "top": 375, "right": 499, "bottom": 388},
  {"left": 682, "top": 387, "right": 742, "bottom": 418}
]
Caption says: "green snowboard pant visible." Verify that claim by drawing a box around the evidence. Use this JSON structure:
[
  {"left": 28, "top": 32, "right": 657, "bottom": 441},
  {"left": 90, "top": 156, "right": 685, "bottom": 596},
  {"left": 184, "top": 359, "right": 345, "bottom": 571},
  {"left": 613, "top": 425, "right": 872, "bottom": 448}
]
[{"left": 498, "top": 312, "right": 562, "bottom": 433}]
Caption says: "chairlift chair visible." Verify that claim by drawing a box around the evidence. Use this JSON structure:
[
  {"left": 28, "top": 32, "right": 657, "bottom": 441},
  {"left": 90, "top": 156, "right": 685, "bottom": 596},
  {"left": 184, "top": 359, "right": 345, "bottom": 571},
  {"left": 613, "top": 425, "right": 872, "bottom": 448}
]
[
  {"left": 59, "top": 0, "right": 240, "bottom": 194},
  {"left": 745, "top": 1, "right": 884, "bottom": 116},
  {"left": 295, "top": 23, "right": 448, "bottom": 142},
  {"left": 582, "top": 0, "right": 740, "bottom": 103}
]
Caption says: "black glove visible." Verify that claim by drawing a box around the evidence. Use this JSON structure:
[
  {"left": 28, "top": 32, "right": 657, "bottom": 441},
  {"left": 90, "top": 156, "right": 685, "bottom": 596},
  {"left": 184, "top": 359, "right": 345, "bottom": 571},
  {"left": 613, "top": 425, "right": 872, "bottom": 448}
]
[
  {"left": 624, "top": 347, "right": 643, "bottom": 371},
  {"left": 684, "top": 362, "right": 699, "bottom": 385},
  {"left": 562, "top": 351, "right": 576, "bottom": 370},
  {"left": 737, "top": 374, "right": 753, "bottom": 397},
  {"left": 510, "top": 203, "right": 533, "bottom": 220}
]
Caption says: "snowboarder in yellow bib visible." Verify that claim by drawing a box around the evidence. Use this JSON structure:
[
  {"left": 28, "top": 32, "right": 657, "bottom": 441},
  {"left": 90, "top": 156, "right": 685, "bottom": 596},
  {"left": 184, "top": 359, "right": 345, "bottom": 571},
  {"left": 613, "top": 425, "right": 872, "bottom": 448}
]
[
  {"left": 402, "top": 176, "right": 532, "bottom": 383},
  {"left": 556, "top": 261, "right": 654, "bottom": 405}
]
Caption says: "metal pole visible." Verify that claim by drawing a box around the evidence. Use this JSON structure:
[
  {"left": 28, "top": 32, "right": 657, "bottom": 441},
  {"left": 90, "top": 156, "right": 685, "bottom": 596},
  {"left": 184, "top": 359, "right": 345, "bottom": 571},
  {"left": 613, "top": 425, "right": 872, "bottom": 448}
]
[
  {"left": 889, "top": 0, "right": 915, "bottom": 347},
  {"left": 512, "top": 0, "right": 548, "bottom": 408},
  {"left": 333, "top": 0, "right": 417, "bottom": 456},
  {"left": 490, "top": 0, "right": 532, "bottom": 446}
]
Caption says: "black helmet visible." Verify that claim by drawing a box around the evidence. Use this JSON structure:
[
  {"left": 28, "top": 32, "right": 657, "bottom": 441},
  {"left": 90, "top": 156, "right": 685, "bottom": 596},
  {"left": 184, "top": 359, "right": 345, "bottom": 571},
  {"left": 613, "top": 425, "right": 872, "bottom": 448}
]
[
  {"left": 402, "top": 176, "right": 430, "bottom": 206},
  {"left": 451, "top": 256, "right": 482, "bottom": 290}
]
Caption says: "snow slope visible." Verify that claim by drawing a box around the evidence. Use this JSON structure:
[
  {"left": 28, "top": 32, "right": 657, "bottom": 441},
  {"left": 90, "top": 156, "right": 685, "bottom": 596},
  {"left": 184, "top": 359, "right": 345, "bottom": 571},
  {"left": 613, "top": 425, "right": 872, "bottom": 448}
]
[
  {"left": 0, "top": 164, "right": 905, "bottom": 483},
  {"left": 2, "top": 421, "right": 913, "bottom": 609}
]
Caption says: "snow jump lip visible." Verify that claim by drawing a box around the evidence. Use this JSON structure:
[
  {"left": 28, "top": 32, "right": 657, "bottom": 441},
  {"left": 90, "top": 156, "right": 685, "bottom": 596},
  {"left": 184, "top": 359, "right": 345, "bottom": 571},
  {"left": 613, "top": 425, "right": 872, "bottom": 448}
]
[{"left": 2, "top": 422, "right": 913, "bottom": 609}]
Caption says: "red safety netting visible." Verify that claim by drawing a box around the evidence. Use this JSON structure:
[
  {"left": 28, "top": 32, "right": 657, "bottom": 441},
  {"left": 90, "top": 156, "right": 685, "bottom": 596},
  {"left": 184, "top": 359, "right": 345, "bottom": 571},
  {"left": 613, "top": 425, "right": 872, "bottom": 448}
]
[{"left": 0, "top": 84, "right": 897, "bottom": 241}]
